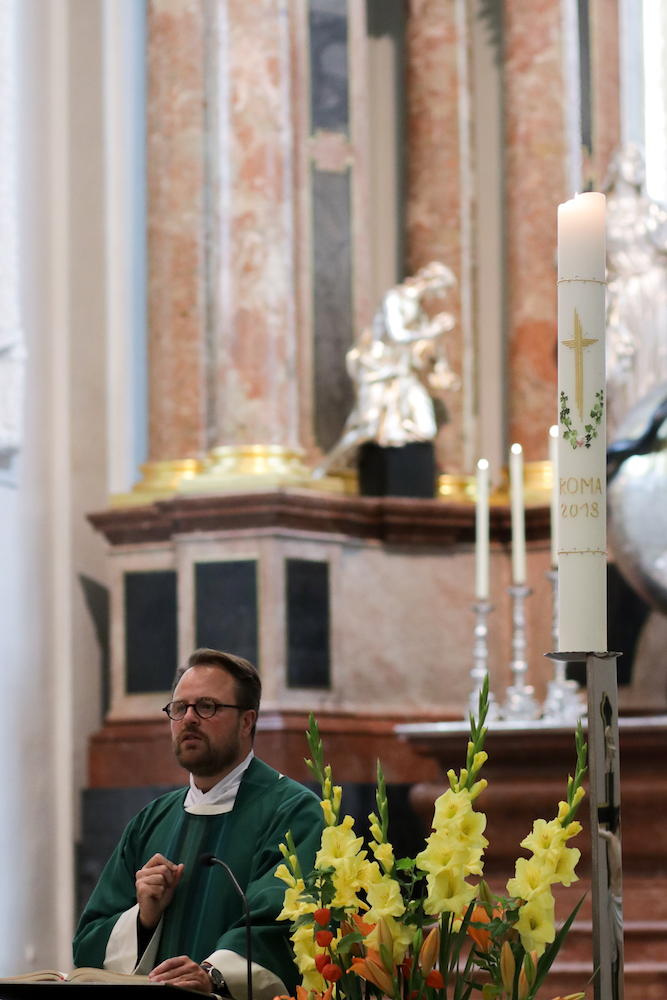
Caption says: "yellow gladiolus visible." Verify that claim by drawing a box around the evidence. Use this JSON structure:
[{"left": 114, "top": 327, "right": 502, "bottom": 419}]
[
  {"left": 291, "top": 925, "right": 325, "bottom": 992},
  {"left": 515, "top": 892, "right": 556, "bottom": 956},
  {"left": 320, "top": 800, "right": 336, "bottom": 827},
  {"left": 365, "top": 873, "right": 406, "bottom": 921},
  {"left": 371, "top": 840, "right": 395, "bottom": 873},
  {"left": 507, "top": 856, "right": 553, "bottom": 902},
  {"left": 423, "top": 869, "right": 477, "bottom": 917},
  {"left": 520, "top": 818, "right": 566, "bottom": 857},
  {"left": 316, "top": 815, "right": 365, "bottom": 867}
]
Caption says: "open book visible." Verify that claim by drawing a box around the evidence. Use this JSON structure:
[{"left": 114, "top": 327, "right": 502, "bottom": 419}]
[{"left": 0, "top": 970, "right": 153, "bottom": 985}]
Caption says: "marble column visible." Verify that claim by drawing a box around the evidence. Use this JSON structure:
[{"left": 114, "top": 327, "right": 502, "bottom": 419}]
[
  {"left": 147, "top": 0, "right": 207, "bottom": 463},
  {"left": 210, "top": 0, "right": 300, "bottom": 450},
  {"left": 503, "top": 0, "right": 566, "bottom": 461},
  {"left": 405, "top": 0, "right": 465, "bottom": 474}
]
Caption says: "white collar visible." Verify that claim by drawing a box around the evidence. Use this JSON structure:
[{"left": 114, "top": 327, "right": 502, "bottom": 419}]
[{"left": 183, "top": 750, "right": 255, "bottom": 815}]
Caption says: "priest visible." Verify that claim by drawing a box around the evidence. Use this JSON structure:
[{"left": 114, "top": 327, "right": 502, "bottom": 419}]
[{"left": 73, "top": 649, "right": 324, "bottom": 999}]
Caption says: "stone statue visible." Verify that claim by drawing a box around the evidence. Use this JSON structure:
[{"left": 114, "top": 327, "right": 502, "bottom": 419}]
[
  {"left": 604, "top": 142, "right": 667, "bottom": 436},
  {"left": 314, "top": 261, "right": 459, "bottom": 475}
]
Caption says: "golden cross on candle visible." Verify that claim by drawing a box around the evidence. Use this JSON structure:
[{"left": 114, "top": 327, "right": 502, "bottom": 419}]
[{"left": 562, "top": 309, "right": 598, "bottom": 419}]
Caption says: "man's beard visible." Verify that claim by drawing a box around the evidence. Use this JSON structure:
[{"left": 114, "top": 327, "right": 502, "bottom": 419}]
[{"left": 174, "top": 724, "right": 242, "bottom": 778}]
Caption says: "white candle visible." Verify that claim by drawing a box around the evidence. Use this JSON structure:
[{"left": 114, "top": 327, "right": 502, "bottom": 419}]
[
  {"left": 549, "top": 425, "right": 559, "bottom": 568},
  {"left": 475, "top": 459, "right": 490, "bottom": 600},
  {"left": 510, "top": 443, "right": 526, "bottom": 585},
  {"left": 557, "top": 191, "right": 607, "bottom": 652}
]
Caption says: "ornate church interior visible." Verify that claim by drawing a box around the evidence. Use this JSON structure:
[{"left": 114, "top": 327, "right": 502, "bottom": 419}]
[{"left": 2, "top": 0, "right": 667, "bottom": 996}]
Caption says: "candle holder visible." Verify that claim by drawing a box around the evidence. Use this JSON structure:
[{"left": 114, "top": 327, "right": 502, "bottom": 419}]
[
  {"left": 467, "top": 601, "right": 499, "bottom": 721},
  {"left": 502, "top": 584, "right": 539, "bottom": 721},
  {"left": 541, "top": 569, "right": 587, "bottom": 723}
]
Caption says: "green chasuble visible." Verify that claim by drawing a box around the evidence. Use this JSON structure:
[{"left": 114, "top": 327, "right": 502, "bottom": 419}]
[{"left": 73, "top": 759, "right": 323, "bottom": 993}]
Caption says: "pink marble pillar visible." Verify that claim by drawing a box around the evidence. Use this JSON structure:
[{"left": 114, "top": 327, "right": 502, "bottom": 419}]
[
  {"left": 211, "top": 0, "right": 300, "bottom": 450},
  {"left": 405, "top": 0, "right": 464, "bottom": 473},
  {"left": 503, "top": 0, "right": 566, "bottom": 461},
  {"left": 586, "top": 0, "right": 621, "bottom": 188},
  {"left": 147, "top": 0, "right": 207, "bottom": 461}
]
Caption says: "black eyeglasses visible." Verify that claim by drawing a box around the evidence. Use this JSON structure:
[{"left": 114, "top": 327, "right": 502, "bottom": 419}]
[{"left": 162, "top": 698, "right": 242, "bottom": 721}]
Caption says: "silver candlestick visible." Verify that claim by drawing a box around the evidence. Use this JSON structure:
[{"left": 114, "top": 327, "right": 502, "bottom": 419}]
[
  {"left": 502, "top": 584, "right": 539, "bottom": 720},
  {"left": 467, "top": 601, "right": 499, "bottom": 721},
  {"left": 541, "top": 569, "right": 587, "bottom": 723}
]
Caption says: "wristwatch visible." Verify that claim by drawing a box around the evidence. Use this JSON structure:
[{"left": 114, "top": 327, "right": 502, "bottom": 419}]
[{"left": 200, "top": 962, "right": 230, "bottom": 997}]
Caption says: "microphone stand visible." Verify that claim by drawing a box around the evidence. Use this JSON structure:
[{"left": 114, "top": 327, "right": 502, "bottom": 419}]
[{"left": 201, "top": 853, "right": 252, "bottom": 1000}]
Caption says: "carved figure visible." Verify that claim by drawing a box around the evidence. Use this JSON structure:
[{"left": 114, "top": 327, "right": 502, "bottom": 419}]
[
  {"left": 604, "top": 143, "right": 667, "bottom": 435},
  {"left": 315, "top": 261, "right": 459, "bottom": 475}
]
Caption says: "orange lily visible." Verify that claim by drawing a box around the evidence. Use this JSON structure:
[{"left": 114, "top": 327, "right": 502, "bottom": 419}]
[
  {"left": 467, "top": 905, "right": 501, "bottom": 954},
  {"left": 351, "top": 954, "right": 395, "bottom": 995}
]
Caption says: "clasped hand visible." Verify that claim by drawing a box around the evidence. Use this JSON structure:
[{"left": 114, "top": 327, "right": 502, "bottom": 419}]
[{"left": 136, "top": 854, "right": 213, "bottom": 993}]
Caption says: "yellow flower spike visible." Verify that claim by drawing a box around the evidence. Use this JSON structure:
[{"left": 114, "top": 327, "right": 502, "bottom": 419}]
[
  {"left": 515, "top": 892, "right": 556, "bottom": 956},
  {"left": 517, "top": 968, "right": 530, "bottom": 1000},
  {"left": 419, "top": 926, "right": 440, "bottom": 977},
  {"left": 500, "top": 941, "right": 515, "bottom": 995}
]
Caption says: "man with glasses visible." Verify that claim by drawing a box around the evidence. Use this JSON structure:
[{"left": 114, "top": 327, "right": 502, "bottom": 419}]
[{"left": 73, "top": 649, "right": 324, "bottom": 999}]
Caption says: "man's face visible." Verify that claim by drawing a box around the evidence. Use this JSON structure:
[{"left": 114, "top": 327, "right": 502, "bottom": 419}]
[{"left": 170, "top": 666, "right": 255, "bottom": 783}]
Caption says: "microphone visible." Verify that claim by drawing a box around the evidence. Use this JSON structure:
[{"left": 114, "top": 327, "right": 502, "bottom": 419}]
[{"left": 201, "top": 853, "right": 253, "bottom": 1000}]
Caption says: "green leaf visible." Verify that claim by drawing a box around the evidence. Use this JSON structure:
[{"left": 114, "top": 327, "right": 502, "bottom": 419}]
[
  {"left": 395, "top": 858, "right": 415, "bottom": 871},
  {"left": 336, "top": 931, "right": 364, "bottom": 953},
  {"left": 291, "top": 912, "right": 315, "bottom": 930}
]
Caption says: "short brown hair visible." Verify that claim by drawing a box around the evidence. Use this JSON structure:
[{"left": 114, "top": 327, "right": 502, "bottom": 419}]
[{"left": 173, "top": 649, "right": 261, "bottom": 739}]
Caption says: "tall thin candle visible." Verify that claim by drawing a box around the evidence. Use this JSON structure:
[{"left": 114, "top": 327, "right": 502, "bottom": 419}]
[
  {"left": 557, "top": 191, "right": 606, "bottom": 652},
  {"left": 475, "top": 459, "right": 490, "bottom": 599},
  {"left": 510, "top": 443, "right": 526, "bottom": 585}
]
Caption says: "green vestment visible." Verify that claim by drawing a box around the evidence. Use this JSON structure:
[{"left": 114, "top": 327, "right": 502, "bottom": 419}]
[{"left": 73, "top": 759, "right": 323, "bottom": 993}]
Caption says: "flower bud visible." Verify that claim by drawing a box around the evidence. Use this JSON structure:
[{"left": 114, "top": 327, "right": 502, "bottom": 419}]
[
  {"left": 314, "top": 908, "right": 331, "bottom": 927},
  {"left": 517, "top": 968, "right": 529, "bottom": 1000},
  {"left": 523, "top": 951, "right": 536, "bottom": 988},
  {"left": 321, "top": 964, "right": 342, "bottom": 983},
  {"left": 333, "top": 786, "right": 342, "bottom": 814},
  {"left": 369, "top": 824, "right": 383, "bottom": 843},
  {"left": 425, "top": 970, "right": 445, "bottom": 989},
  {"left": 473, "top": 751, "right": 488, "bottom": 771},
  {"left": 279, "top": 843, "right": 288, "bottom": 858},
  {"left": 500, "top": 942, "right": 515, "bottom": 995},
  {"left": 419, "top": 927, "right": 440, "bottom": 977}
]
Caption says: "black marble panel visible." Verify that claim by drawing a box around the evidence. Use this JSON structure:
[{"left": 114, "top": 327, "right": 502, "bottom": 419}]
[
  {"left": 312, "top": 167, "right": 355, "bottom": 452},
  {"left": 78, "top": 784, "right": 183, "bottom": 916},
  {"left": 358, "top": 441, "right": 436, "bottom": 498},
  {"left": 195, "top": 560, "right": 259, "bottom": 668},
  {"left": 286, "top": 559, "right": 330, "bottom": 689},
  {"left": 124, "top": 570, "right": 178, "bottom": 693},
  {"left": 309, "top": 0, "right": 349, "bottom": 134}
]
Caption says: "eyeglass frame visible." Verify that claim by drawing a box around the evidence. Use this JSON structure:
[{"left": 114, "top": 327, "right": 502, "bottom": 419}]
[{"left": 162, "top": 698, "right": 244, "bottom": 721}]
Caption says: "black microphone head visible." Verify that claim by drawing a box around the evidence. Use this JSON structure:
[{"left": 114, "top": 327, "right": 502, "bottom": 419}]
[{"left": 200, "top": 852, "right": 216, "bottom": 867}]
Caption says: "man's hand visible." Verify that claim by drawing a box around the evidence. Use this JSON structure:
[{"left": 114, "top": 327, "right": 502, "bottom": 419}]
[
  {"left": 135, "top": 853, "right": 184, "bottom": 931},
  {"left": 149, "top": 956, "right": 213, "bottom": 994}
]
